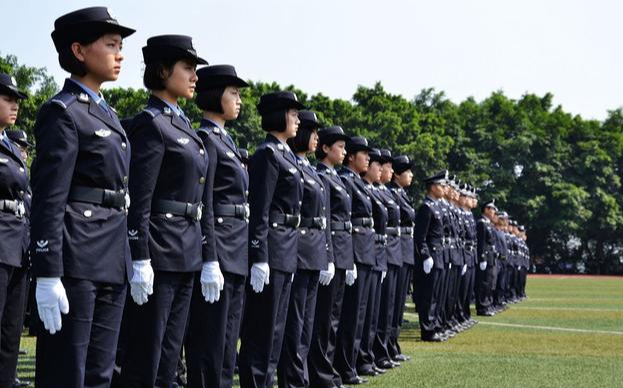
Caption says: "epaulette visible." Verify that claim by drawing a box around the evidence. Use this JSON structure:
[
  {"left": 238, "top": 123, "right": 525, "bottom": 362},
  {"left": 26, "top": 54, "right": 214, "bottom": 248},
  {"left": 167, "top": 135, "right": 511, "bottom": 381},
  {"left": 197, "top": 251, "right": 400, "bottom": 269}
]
[
  {"left": 196, "top": 127, "right": 213, "bottom": 138},
  {"left": 265, "top": 144, "right": 275, "bottom": 154},
  {"left": 142, "top": 106, "right": 162, "bottom": 119},
  {"left": 50, "top": 93, "right": 78, "bottom": 110}
]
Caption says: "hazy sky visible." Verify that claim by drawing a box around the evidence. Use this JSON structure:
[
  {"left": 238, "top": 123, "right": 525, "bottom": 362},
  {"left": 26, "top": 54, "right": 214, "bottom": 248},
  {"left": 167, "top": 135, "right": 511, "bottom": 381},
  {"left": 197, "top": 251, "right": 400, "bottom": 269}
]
[{"left": 3, "top": 0, "right": 622, "bottom": 120}]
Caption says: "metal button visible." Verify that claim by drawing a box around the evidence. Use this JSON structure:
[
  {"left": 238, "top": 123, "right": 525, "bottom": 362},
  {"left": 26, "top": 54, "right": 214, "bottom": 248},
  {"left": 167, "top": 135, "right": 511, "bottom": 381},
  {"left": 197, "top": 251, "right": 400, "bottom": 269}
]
[
  {"left": 200, "top": 149, "right": 205, "bottom": 155},
  {"left": 166, "top": 213, "right": 173, "bottom": 219},
  {"left": 123, "top": 176, "right": 128, "bottom": 184},
  {"left": 121, "top": 142, "right": 127, "bottom": 150},
  {"left": 217, "top": 217, "right": 223, "bottom": 224},
  {"left": 199, "top": 177, "right": 206, "bottom": 184},
  {"left": 272, "top": 223, "right": 278, "bottom": 228},
  {"left": 19, "top": 167, "right": 25, "bottom": 173},
  {"left": 84, "top": 210, "right": 92, "bottom": 218},
  {"left": 19, "top": 190, "right": 24, "bottom": 196},
  {"left": 300, "top": 230, "right": 306, "bottom": 235},
  {"left": 300, "top": 178, "right": 305, "bottom": 183}
]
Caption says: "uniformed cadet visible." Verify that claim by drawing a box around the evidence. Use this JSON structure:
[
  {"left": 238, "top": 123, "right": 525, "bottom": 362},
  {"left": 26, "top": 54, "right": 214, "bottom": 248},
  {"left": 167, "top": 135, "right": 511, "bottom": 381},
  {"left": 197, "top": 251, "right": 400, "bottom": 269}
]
[
  {"left": 356, "top": 148, "right": 389, "bottom": 377},
  {"left": 476, "top": 200, "right": 499, "bottom": 316},
  {"left": 455, "top": 184, "right": 478, "bottom": 329},
  {"left": 372, "top": 149, "right": 403, "bottom": 370},
  {"left": 334, "top": 136, "right": 374, "bottom": 385},
  {"left": 308, "top": 126, "right": 353, "bottom": 388},
  {"left": 414, "top": 171, "right": 448, "bottom": 342},
  {"left": 238, "top": 91, "right": 305, "bottom": 388},
  {"left": 278, "top": 110, "right": 328, "bottom": 388},
  {"left": 29, "top": 7, "right": 134, "bottom": 388},
  {"left": 118, "top": 35, "right": 209, "bottom": 388},
  {"left": 0, "top": 76, "right": 30, "bottom": 388},
  {"left": 385, "top": 155, "right": 415, "bottom": 361},
  {"left": 507, "top": 220, "right": 520, "bottom": 303},
  {"left": 185, "top": 64, "right": 250, "bottom": 388},
  {"left": 517, "top": 226, "right": 529, "bottom": 299},
  {"left": 493, "top": 211, "right": 509, "bottom": 312}
]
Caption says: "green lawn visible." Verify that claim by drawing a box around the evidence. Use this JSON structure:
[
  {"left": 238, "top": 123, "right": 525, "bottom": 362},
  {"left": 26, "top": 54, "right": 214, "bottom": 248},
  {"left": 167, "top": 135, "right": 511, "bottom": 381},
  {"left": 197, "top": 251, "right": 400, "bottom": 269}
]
[{"left": 17, "top": 276, "right": 623, "bottom": 387}]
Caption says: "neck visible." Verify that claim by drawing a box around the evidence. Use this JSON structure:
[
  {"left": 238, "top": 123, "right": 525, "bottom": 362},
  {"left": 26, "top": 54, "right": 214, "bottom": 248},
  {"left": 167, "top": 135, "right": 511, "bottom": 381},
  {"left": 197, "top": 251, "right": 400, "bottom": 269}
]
[
  {"left": 320, "top": 158, "right": 334, "bottom": 168},
  {"left": 363, "top": 176, "right": 373, "bottom": 184},
  {"left": 427, "top": 191, "right": 440, "bottom": 200},
  {"left": 392, "top": 179, "right": 403, "bottom": 188},
  {"left": 296, "top": 152, "right": 306, "bottom": 158},
  {"left": 203, "top": 111, "right": 226, "bottom": 128},
  {"left": 152, "top": 90, "right": 178, "bottom": 107},
  {"left": 71, "top": 74, "right": 103, "bottom": 94},
  {"left": 270, "top": 131, "right": 289, "bottom": 143}
]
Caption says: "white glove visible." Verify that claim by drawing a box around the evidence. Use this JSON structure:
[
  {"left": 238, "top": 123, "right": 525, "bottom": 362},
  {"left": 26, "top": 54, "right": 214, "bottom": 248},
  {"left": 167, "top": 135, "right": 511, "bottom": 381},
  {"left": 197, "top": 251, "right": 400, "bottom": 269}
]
[
  {"left": 461, "top": 264, "right": 467, "bottom": 276},
  {"left": 201, "top": 261, "right": 225, "bottom": 303},
  {"left": 381, "top": 271, "right": 387, "bottom": 283},
  {"left": 130, "top": 260, "right": 154, "bottom": 305},
  {"left": 36, "top": 277, "right": 69, "bottom": 335},
  {"left": 346, "top": 264, "right": 357, "bottom": 286},
  {"left": 518, "top": 266, "right": 521, "bottom": 270},
  {"left": 479, "top": 261, "right": 487, "bottom": 271},
  {"left": 319, "top": 262, "right": 335, "bottom": 286},
  {"left": 423, "top": 257, "right": 434, "bottom": 274},
  {"left": 250, "top": 262, "right": 270, "bottom": 293},
  {"left": 449, "top": 263, "right": 452, "bottom": 269}
]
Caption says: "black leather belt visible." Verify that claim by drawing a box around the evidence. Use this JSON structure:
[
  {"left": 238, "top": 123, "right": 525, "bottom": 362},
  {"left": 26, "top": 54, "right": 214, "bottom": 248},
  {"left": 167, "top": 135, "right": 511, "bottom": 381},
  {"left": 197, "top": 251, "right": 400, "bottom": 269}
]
[
  {"left": 429, "top": 238, "right": 445, "bottom": 245},
  {"left": 331, "top": 221, "right": 352, "bottom": 232},
  {"left": 299, "top": 216, "right": 326, "bottom": 230},
  {"left": 374, "top": 234, "right": 387, "bottom": 244},
  {"left": 352, "top": 217, "right": 373, "bottom": 227},
  {"left": 214, "top": 203, "right": 249, "bottom": 220},
  {"left": 0, "top": 199, "right": 25, "bottom": 218},
  {"left": 69, "top": 186, "right": 127, "bottom": 209},
  {"left": 400, "top": 226, "right": 413, "bottom": 235},
  {"left": 386, "top": 227, "right": 401, "bottom": 236},
  {"left": 153, "top": 199, "right": 203, "bottom": 221},
  {"left": 269, "top": 212, "right": 301, "bottom": 228}
]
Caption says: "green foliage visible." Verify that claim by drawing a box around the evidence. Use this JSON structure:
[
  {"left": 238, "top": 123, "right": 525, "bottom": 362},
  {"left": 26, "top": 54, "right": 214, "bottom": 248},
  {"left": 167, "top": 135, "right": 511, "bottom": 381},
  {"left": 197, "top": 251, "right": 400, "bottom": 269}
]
[{"left": 3, "top": 54, "right": 623, "bottom": 274}]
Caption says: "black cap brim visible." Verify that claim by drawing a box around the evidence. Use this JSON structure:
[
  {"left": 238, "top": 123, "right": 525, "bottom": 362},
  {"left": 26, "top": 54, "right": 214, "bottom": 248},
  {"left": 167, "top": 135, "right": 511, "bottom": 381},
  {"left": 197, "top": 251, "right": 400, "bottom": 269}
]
[
  {"left": 143, "top": 45, "right": 208, "bottom": 65},
  {"left": 0, "top": 85, "right": 27, "bottom": 100}
]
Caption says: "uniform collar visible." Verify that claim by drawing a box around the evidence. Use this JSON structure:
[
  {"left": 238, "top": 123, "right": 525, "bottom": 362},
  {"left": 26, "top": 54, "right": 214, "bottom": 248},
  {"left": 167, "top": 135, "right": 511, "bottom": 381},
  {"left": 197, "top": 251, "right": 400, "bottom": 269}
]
[{"left": 67, "top": 78, "right": 104, "bottom": 105}]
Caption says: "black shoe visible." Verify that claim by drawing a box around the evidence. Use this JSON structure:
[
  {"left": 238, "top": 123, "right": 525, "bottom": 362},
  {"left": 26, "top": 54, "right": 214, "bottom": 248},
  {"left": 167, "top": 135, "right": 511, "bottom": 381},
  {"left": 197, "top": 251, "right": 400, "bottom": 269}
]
[
  {"left": 343, "top": 376, "right": 369, "bottom": 385},
  {"left": 358, "top": 369, "right": 379, "bottom": 377},
  {"left": 18, "top": 349, "right": 27, "bottom": 355},
  {"left": 421, "top": 333, "right": 443, "bottom": 342},
  {"left": 373, "top": 366, "right": 387, "bottom": 374},
  {"left": 390, "top": 360, "right": 401, "bottom": 367},
  {"left": 393, "top": 354, "right": 410, "bottom": 362},
  {"left": 376, "top": 360, "right": 396, "bottom": 369},
  {"left": 13, "top": 379, "right": 31, "bottom": 388}
]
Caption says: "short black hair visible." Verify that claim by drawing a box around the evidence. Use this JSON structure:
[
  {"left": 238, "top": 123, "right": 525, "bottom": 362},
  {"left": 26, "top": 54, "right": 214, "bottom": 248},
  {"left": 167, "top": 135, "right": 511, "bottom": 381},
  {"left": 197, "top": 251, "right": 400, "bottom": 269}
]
[
  {"left": 260, "top": 109, "right": 287, "bottom": 132},
  {"left": 195, "top": 86, "right": 226, "bottom": 113},
  {"left": 315, "top": 137, "right": 341, "bottom": 160},
  {"left": 344, "top": 150, "right": 365, "bottom": 167},
  {"left": 287, "top": 126, "right": 316, "bottom": 153},
  {"left": 143, "top": 57, "right": 179, "bottom": 91},
  {"left": 57, "top": 33, "right": 102, "bottom": 76}
]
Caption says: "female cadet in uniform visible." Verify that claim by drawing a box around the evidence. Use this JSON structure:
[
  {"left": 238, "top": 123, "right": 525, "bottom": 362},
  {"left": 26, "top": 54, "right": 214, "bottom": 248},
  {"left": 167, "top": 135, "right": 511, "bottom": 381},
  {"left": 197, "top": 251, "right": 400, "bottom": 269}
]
[
  {"left": 334, "top": 136, "right": 374, "bottom": 386},
  {"left": 185, "top": 64, "right": 249, "bottom": 388},
  {"left": 372, "top": 149, "right": 404, "bottom": 369},
  {"left": 356, "top": 148, "right": 389, "bottom": 377},
  {"left": 118, "top": 35, "right": 209, "bottom": 388},
  {"left": 29, "top": 7, "right": 135, "bottom": 388},
  {"left": 385, "top": 155, "right": 415, "bottom": 361},
  {"left": 307, "top": 126, "right": 352, "bottom": 388},
  {"left": 278, "top": 110, "right": 329, "bottom": 388},
  {"left": 238, "top": 91, "right": 304, "bottom": 388},
  {"left": 0, "top": 74, "right": 29, "bottom": 388}
]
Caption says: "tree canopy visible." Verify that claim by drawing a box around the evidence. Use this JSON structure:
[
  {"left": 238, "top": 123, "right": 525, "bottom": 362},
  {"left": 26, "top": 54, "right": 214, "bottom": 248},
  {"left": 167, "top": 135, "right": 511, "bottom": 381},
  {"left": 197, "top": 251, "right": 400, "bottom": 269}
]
[{"left": 3, "top": 53, "right": 622, "bottom": 274}]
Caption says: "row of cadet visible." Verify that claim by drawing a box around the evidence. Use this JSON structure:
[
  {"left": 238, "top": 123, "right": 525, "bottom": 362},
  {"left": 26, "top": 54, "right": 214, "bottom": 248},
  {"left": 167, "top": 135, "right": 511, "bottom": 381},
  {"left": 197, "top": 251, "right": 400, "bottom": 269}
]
[{"left": 0, "top": 6, "right": 530, "bottom": 388}]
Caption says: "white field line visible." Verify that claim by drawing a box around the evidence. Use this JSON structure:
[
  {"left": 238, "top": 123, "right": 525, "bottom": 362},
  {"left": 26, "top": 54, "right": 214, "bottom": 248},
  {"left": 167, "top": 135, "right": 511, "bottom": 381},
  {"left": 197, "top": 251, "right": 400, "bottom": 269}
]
[
  {"left": 402, "top": 312, "right": 623, "bottom": 335},
  {"left": 511, "top": 306, "right": 623, "bottom": 313},
  {"left": 478, "top": 321, "right": 623, "bottom": 336}
]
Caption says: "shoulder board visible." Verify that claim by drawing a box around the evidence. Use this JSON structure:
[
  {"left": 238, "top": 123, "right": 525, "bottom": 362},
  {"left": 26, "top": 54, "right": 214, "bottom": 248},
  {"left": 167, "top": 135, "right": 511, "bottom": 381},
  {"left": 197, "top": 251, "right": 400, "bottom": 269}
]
[
  {"left": 142, "top": 106, "right": 162, "bottom": 119},
  {"left": 50, "top": 93, "right": 78, "bottom": 110},
  {"left": 196, "top": 127, "right": 212, "bottom": 138},
  {"left": 265, "top": 144, "right": 275, "bottom": 154}
]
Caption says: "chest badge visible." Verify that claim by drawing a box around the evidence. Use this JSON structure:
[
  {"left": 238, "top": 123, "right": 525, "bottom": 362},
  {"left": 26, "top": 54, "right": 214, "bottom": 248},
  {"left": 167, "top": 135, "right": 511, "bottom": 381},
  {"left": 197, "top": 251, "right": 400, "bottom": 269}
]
[
  {"left": 95, "top": 129, "right": 112, "bottom": 138},
  {"left": 289, "top": 167, "right": 298, "bottom": 174},
  {"left": 177, "top": 137, "right": 190, "bottom": 145}
]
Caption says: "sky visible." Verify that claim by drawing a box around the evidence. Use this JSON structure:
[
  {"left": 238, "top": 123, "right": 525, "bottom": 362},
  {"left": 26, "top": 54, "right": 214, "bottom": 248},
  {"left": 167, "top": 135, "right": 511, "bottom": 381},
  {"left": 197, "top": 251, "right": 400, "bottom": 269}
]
[{"left": 3, "top": 0, "right": 622, "bottom": 121}]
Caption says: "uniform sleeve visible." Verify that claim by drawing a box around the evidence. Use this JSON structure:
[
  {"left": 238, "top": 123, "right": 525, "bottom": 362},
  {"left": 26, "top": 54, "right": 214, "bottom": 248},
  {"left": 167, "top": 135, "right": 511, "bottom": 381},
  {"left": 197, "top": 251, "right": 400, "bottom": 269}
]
[
  {"left": 339, "top": 175, "right": 355, "bottom": 219},
  {"left": 127, "top": 117, "right": 165, "bottom": 261},
  {"left": 200, "top": 134, "right": 218, "bottom": 263},
  {"left": 30, "top": 105, "right": 79, "bottom": 278},
  {"left": 320, "top": 175, "right": 334, "bottom": 264},
  {"left": 248, "top": 147, "right": 279, "bottom": 265},
  {"left": 414, "top": 203, "right": 432, "bottom": 261},
  {"left": 476, "top": 220, "right": 486, "bottom": 263}
]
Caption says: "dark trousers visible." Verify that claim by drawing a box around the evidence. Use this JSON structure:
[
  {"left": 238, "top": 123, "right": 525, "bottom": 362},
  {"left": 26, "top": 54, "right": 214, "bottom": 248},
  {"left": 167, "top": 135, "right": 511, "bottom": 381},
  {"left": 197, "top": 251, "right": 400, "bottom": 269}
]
[
  {"left": 277, "top": 270, "right": 320, "bottom": 388},
  {"left": 356, "top": 270, "right": 381, "bottom": 373},
  {"left": 0, "top": 264, "right": 28, "bottom": 388},
  {"left": 494, "top": 263, "right": 507, "bottom": 306},
  {"left": 519, "top": 267, "right": 527, "bottom": 297},
  {"left": 388, "top": 263, "right": 411, "bottom": 358},
  {"left": 416, "top": 266, "right": 443, "bottom": 338},
  {"left": 476, "top": 264, "right": 493, "bottom": 313},
  {"left": 444, "top": 264, "right": 461, "bottom": 328},
  {"left": 119, "top": 271, "right": 194, "bottom": 388},
  {"left": 373, "top": 264, "right": 398, "bottom": 364},
  {"left": 334, "top": 263, "right": 373, "bottom": 382},
  {"left": 36, "top": 277, "right": 126, "bottom": 388},
  {"left": 239, "top": 269, "right": 293, "bottom": 388},
  {"left": 437, "top": 261, "right": 451, "bottom": 329},
  {"left": 308, "top": 269, "right": 346, "bottom": 388},
  {"left": 456, "top": 266, "right": 475, "bottom": 323},
  {"left": 186, "top": 271, "right": 246, "bottom": 388}
]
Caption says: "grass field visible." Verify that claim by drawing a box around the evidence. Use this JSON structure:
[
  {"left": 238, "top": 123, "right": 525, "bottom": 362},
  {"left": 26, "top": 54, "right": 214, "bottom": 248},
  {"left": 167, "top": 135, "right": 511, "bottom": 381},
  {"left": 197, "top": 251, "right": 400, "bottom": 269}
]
[{"left": 16, "top": 275, "right": 623, "bottom": 388}]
